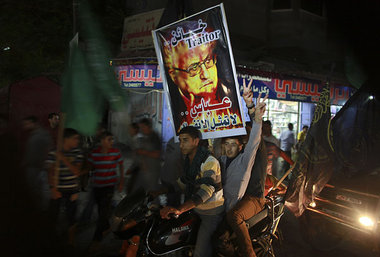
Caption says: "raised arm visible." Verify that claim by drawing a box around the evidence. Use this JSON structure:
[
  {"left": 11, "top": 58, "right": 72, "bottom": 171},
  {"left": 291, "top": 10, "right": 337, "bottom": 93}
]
[
  {"left": 225, "top": 80, "right": 268, "bottom": 210},
  {"left": 240, "top": 80, "right": 267, "bottom": 167}
]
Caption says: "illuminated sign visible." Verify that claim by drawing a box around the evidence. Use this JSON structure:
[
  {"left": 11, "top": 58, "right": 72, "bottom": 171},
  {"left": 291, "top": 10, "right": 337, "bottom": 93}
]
[
  {"left": 237, "top": 73, "right": 354, "bottom": 105},
  {"left": 115, "top": 64, "right": 163, "bottom": 89}
]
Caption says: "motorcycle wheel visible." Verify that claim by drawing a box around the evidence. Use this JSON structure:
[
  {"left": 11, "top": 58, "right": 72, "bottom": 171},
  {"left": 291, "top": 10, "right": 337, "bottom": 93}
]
[{"left": 253, "top": 237, "right": 275, "bottom": 257}]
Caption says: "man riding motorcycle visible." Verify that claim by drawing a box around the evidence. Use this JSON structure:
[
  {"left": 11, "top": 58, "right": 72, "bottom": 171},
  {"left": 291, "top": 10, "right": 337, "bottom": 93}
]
[
  {"left": 162, "top": 78, "right": 268, "bottom": 257},
  {"left": 116, "top": 79, "right": 270, "bottom": 257},
  {"left": 160, "top": 125, "right": 224, "bottom": 257},
  {"left": 217, "top": 78, "right": 268, "bottom": 257}
]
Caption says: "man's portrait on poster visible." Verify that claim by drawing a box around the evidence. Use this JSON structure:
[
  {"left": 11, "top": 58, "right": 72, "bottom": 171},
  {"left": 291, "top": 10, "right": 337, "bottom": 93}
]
[{"left": 158, "top": 16, "right": 243, "bottom": 134}]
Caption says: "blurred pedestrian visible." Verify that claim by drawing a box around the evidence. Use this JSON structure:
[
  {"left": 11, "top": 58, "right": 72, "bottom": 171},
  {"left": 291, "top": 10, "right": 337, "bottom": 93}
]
[
  {"left": 87, "top": 131, "right": 124, "bottom": 248},
  {"left": 125, "top": 122, "right": 142, "bottom": 195},
  {"left": 153, "top": 136, "right": 184, "bottom": 205},
  {"left": 78, "top": 125, "right": 107, "bottom": 225},
  {"left": 160, "top": 137, "right": 183, "bottom": 189},
  {"left": 134, "top": 118, "right": 161, "bottom": 192},
  {"left": 80, "top": 125, "right": 106, "bottom": 191},
  {"left": 129, "top": 122, "right": 142, "bottom": 148},
  {"left": 263, "top": 120, "right": 294, "bottom": 180},
  {"left": 279, "top": 123, "right": 295, "bottom": 180},
  {"left": 48, "top": 112, "right": 60, "bottom": 128},
  {"left": 22, "top": 116, "right": 53, "bottom": 211},
  {"left": 262, "top": 120, "right": 279, "bottom": 146},
  {"left": 47, "top": 112, "right": 60, "bottom": 147},
  {"left": 262, "top": 120, "right": 280, "bottom": 176},
  {"left": 46, "top": 128, "right": 83, "bottom": 245},
  {"left": 211, "top": 137, "right": 224, "bottom": 159},
  {"left": 296, "top": 125, "right": 309, "bottom": 150}
]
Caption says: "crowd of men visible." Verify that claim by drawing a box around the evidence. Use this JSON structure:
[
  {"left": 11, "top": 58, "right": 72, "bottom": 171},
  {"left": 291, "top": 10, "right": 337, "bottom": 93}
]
[{"left": 2, "top": 84, "right": 306, "bottom": 257}]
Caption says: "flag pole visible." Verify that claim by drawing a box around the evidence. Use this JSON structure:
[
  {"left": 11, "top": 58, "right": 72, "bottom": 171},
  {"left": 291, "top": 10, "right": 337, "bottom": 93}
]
[
  {"left": 53, "top": 113, "right": 66, "bottom": 190},
  {"left": 269, "top": 162, "right": 296, "bottom": 193}
]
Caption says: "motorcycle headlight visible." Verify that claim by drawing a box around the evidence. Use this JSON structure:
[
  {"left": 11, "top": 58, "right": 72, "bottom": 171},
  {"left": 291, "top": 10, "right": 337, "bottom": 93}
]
[{"left": 358, "top": 216, "right": 375, "bottom": 228}]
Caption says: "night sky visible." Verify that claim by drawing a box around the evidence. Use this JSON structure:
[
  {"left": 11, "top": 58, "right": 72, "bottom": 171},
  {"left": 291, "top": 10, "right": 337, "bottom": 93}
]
[{"left": 325, "top": 0, "right": 380, "bottom": 77}]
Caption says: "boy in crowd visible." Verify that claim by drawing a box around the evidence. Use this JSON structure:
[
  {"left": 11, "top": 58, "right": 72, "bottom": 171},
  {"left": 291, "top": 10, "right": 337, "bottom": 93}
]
[
  {"left": 87, "top": 131, "right": 124, "bottom": 248},
  {"left": 46, "top": 128, "right": 83, "bottom": 245}
]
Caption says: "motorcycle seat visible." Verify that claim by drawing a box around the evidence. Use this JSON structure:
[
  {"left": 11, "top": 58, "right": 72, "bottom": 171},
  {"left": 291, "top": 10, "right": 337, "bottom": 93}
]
[{"left": 245, "top": 206, "right": 269, "bottom": 229}]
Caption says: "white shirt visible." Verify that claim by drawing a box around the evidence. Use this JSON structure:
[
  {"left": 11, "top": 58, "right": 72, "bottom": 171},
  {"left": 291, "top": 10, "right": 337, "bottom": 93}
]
[{"left": 279, "top": 129, "right": 295, "bottom": 151}]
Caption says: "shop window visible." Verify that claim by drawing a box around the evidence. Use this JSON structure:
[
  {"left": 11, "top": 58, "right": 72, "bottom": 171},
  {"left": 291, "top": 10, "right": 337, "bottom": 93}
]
[
  {"left": 300, "top": 102, "right": 314, "bottom": 132},
  {"left": 263, "top": 99, "right": 299, "bottom": 139},
  {"left": 300, "top": 0, "right": 324, "bottom": 16},
  {"left": 272, "top": 0, "right": 292, "bottom": 10}
]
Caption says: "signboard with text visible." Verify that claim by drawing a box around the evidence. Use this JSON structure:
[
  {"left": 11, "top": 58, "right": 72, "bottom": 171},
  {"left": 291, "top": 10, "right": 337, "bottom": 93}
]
[
  {"left": 121, "top": 9, "right": 164, "bottom": 51},
  {"left": 237, "top": 73, "right": 354, "bottom": 106},
  {"left": 115, "top": 64, "right": 163, "bottom": 89}
]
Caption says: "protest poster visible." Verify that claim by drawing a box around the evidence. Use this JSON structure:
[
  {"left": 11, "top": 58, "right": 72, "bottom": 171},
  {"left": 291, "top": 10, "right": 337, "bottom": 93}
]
[{"left": 152, "top": 3, "right": 245, "bottom": 139}]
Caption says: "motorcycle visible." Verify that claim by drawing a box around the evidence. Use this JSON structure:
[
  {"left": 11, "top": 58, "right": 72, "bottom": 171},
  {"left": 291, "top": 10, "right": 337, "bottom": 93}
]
[{"left": 111, "top": 188, "right": 285, "bottom": 257}]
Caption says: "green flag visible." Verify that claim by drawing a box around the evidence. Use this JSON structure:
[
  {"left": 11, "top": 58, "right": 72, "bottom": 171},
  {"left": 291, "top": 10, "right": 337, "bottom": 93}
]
[
  {"left": 61, "top": 1, "right": 126, "bottom": 136},
  {"left": 79, "top": 0, "right": 125, "bottom": 111},
  {"left": 61, "top": 43, "right": 104, "bottom": 136}
]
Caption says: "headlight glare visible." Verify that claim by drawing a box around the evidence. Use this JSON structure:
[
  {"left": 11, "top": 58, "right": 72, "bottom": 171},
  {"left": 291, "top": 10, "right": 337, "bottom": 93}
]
[{"left": 358, "top": 216, "right": 374, "bottom": 228}]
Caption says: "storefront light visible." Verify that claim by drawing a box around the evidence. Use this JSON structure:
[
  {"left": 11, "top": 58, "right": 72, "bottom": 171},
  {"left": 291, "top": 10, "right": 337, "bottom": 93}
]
[{"left": 358, "top": 216, "right": 374, "bottom": 228}]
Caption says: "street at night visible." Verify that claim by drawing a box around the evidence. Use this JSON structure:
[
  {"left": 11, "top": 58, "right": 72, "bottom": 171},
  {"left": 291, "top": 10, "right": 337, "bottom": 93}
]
[{"left": 1, "top": 1, "right": 379, "bottom": 257}]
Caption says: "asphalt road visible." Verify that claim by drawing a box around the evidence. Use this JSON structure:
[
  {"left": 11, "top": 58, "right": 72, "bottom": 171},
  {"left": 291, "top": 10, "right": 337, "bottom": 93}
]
[
  {"left": 9, "top": 190, "right": 377, "bottom": 257},
  {"left": 275, "top": 209, "right": 378, "bottom": 257},
  {"left": 73, "top": 197, "right": 379, "bottom": 257}
]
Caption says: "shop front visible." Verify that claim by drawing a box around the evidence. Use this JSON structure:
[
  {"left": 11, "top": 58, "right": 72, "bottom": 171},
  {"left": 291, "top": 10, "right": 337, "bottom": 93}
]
[
  {"left": 111, "top": 62, "right": 354, "bottom": 149},
  {"left": 108, "top": 8, "right": 173, "bottom": 147},
  {"left": 236, "top": 67, "right": 354, "bottom": 139},
  {"left": 109, "top": 57, "right": 174, "bottom": 147},
  {"left": 110, "top": 8, "right": 354, "bottom": 148}
]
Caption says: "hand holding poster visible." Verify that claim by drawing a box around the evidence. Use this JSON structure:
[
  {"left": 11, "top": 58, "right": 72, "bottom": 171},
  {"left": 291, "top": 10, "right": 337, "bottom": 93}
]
[{"left": 152, "top": 4, "right": 245, "bottom": 139}]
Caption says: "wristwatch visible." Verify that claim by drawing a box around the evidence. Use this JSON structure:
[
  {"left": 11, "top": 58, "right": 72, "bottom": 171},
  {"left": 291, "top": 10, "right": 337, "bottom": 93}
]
[{"left": 246, "top": 103, "right": 255, "bottom": 109}]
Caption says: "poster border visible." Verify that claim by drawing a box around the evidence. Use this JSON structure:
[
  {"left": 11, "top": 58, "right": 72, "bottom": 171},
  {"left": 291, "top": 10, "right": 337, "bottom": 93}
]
[{"left": 152, "top": 3, "right": 246, "bottom": 140}]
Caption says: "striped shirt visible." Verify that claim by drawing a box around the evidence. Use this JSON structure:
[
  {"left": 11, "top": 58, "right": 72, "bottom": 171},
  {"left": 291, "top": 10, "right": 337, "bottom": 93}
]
[
  {"left": 88, "top": 147, "right": 123, "bottom": 187},
  {"left": 46, "top": 148, "right": 83, "bottom": 192},
  {"left": 178, "top": 155, "right": 225, "bottom": 215}
]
